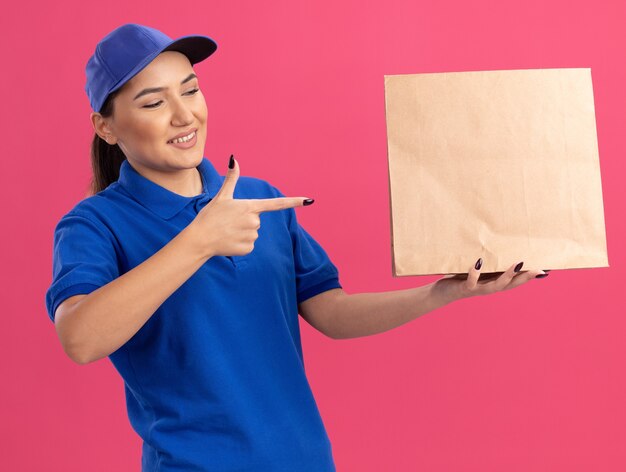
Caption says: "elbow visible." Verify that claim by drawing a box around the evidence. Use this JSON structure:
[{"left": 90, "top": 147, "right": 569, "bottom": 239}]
[
  {"left": 57, "top": 324, "right": 107, "bottom": 365},
  {"left": 60, "top": 337, "right": 93, "bottom": 365},
  {"left": 55, "top": 316, "right": 93, "bottom": 365},
  {"left": 69, "top": 348, "right": 93, "bottom": 365}
]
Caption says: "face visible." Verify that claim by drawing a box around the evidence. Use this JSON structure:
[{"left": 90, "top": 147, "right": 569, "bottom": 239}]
[{"left": 91, "top": 51, "right": 208, "bottom": 189}]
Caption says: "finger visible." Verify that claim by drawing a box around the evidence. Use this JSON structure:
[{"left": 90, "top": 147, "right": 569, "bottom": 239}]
[
  {"left": 503, "top": 270, "right": 545, "bottom": 291},
  {"left": 465, "top": 257, "right": 483, "bottom": 290},
  {"left": 214, "top": 154, "right": 240, "bottom": 200},
  {"left": 249, "top": 197, "right": 313, "bottom": 213},
  {"left": 493, "top": 261, "right": 524, "bottom": 291}
]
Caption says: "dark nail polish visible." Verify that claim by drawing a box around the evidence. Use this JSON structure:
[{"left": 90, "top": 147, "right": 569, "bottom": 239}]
[
  {"left": 514, "top": 262, "right": 524, "bottom": 273},
  {"left": 536, "top": 273, "right": 549, "bottom": 279},
  {"left": 229, "top": 154, "right": 234, "bottom": 169},
  {"left": 303, "top": 199, "right": 314, "bottom": 206},
  {"left": 475, "top": 258, "right": 482, "bottom": 270}
]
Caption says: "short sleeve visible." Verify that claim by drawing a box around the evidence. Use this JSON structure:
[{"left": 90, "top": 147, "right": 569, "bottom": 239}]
[
  {"left": 272, "top": 185, "right": 342, "bottom": 304},
  {"left": 45, "top": 211, "right": 121, "bottom": 323}
]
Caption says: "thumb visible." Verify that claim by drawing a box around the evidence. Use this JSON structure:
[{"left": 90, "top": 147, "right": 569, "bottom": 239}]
[{"left": 214, "top": 154, "right": 239, "bottom": 200}]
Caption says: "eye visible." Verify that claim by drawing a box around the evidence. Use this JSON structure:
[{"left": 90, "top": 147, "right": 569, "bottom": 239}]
[
  {"left": 143, "top": 101, "right": 162, "bottom": 109},
  {"left": 143, "top": 89, "right": 200, "bottom": 108}
]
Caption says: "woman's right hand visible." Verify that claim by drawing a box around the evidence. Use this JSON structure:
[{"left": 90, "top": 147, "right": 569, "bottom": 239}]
[{"left": 190, "top": 156, "right": 313, "bottom": 258}]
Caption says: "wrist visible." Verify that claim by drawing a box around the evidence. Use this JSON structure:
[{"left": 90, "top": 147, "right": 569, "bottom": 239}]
[
  {"left": 182, "top": 221, "right": 215, "bottom": 261},
  {"left": 428, "top": 279, "right": 459, "bottom": 307}
]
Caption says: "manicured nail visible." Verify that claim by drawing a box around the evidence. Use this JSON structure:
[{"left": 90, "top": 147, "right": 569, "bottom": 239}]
[
  {"left": 536, "top": 273, "right": 549, "bottom": 279},
  {"left": 229, "top": 154, "right": 234, "bottom": 169},
  {"left": 475, "top": 258, "right": 482, "bottom": 270},
  {"left": 303, "top": 199, "right": 314, "bottom": 206},
  {"left": 514, "top": 262, "right": 524, "bottom": 273}
]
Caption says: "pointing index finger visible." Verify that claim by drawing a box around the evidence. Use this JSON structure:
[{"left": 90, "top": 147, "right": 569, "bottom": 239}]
[{"left": 250, "top": 197, "right": 314, "bottom": 213}]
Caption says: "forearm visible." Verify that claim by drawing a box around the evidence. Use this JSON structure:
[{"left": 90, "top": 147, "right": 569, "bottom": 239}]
[
  {"left": 328, "top": 282, "right": 453, "bottom": 340},
  {"left": 64, "top": 222, "right": 211, "bottom": 364}
]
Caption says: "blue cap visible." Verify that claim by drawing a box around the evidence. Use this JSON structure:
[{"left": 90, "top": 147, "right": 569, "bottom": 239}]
[{"left": 85, "top": 23, "right": 217, "bottom": 112}]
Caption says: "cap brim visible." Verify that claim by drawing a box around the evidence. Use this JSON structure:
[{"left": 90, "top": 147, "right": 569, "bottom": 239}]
[{"left": 162, "top": 35, "right": 218, "bottom": 65}]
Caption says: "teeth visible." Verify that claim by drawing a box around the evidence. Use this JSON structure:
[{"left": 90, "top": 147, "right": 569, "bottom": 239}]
[{"left": 168, "top": 130, "right": 195, "bottom": 144}]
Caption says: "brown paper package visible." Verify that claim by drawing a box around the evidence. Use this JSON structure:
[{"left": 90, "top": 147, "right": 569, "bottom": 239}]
[{"left": 383, "top": 68, "right": 609, "bottom": 276}]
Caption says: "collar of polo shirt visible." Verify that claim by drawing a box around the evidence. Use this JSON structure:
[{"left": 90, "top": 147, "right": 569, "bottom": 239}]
[{"left": 117, "top": 158, "right": 223, "bottom": 220}]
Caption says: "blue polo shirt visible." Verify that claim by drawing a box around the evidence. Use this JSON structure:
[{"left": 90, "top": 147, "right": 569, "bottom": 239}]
[{"left": 45, "top": 157, "right": 342, "bottom": 472}]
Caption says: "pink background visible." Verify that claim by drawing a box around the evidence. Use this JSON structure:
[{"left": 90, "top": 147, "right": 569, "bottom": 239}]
[{"left": 2, "top": 0, "right": 624, "bottom": 470}]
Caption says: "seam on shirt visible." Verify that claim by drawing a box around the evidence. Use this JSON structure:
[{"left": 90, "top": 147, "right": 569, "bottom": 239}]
[
  {"left": 52, "top": 273, "right": 110, "bottom": 294},
  {"left": 49, "top": 283, "right": 102, "bottom": 322},
  {"left": 298, "top": 277, "right": 342, "bottom": 304},
  {"left": 49, "top": 211, "right": 124, "bottom": 320},
  {"left": 63, "top": 209, "right": 127, "bottom": 278},
  {"left": 297, "top": 265, "right": 339, "bottom": 292},
  {"left": 67, "top": 210, "right": 125, "bottom": 256}
]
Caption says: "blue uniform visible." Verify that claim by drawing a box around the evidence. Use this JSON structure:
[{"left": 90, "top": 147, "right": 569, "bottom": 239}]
[{"left": 45, "top": 158, "right": 342, "bottom": 471}]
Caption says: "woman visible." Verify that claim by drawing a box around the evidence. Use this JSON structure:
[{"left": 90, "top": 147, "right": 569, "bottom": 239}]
[{"left": 45, "top": 23, "right": 548, "bottom": 472}]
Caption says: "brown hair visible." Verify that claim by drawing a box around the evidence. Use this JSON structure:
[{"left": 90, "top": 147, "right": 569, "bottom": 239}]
[{"left": 87, "top": 88, "right": 127, "bottom": 196}]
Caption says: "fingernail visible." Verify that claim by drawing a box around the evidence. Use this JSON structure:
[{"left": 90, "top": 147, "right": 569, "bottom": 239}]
[
  {"left": 229, "top": 154, "right": 234, "bottom": 169},
  {"left": 536, "top": 273, "right": 549, "bottom": 279},
  {"left": 514, "top": 262, "right": 524, "bottom": 273},
  {"left": 303, "top": 199, "right": 314, "bottom": 206},
  {"left": 475, "top": 258, "right": 482, "bottom": 270}
]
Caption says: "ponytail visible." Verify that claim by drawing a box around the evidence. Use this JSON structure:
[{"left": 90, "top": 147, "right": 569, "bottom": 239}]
[{"left": 87, "top": 89, "right": 127, "bottom": 196}]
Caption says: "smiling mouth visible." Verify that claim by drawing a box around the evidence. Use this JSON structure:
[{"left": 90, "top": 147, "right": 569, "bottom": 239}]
[{"left": 167, "top": 130, "right": 197, "bottom": 144}]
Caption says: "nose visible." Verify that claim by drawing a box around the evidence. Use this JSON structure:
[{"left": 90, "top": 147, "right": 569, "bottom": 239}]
[{"left": 170, "top": 94, "right": 195, "bottom": 126}]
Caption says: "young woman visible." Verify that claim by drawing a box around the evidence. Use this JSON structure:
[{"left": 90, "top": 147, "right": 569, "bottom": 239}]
[{"left": 45, "top": 23, "right": 548, "bottom": 472}]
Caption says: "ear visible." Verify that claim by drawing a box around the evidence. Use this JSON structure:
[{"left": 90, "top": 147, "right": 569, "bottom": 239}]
[{"left": 90, "top": 112, "right": 118, "bottom": 145}]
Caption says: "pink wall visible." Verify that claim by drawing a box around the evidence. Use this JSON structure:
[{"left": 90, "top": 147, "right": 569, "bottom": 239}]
[{"left": 2, "top": 0, "right": 624, "bottom": 470}]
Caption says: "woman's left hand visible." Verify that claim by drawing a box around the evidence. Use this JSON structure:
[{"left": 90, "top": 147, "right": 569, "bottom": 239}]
[{"left": 431, "top": 259, "right": 549, "bottom": 304}]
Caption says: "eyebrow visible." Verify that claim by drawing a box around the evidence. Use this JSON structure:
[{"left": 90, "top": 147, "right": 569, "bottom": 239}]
[{"left": 133, "top": 73, "right": 198, "bottom": 100}]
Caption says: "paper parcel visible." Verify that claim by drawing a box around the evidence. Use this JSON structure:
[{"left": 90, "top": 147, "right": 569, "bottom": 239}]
[{"left": 383, "top": 68, "right": 608, "bottom": 276}]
